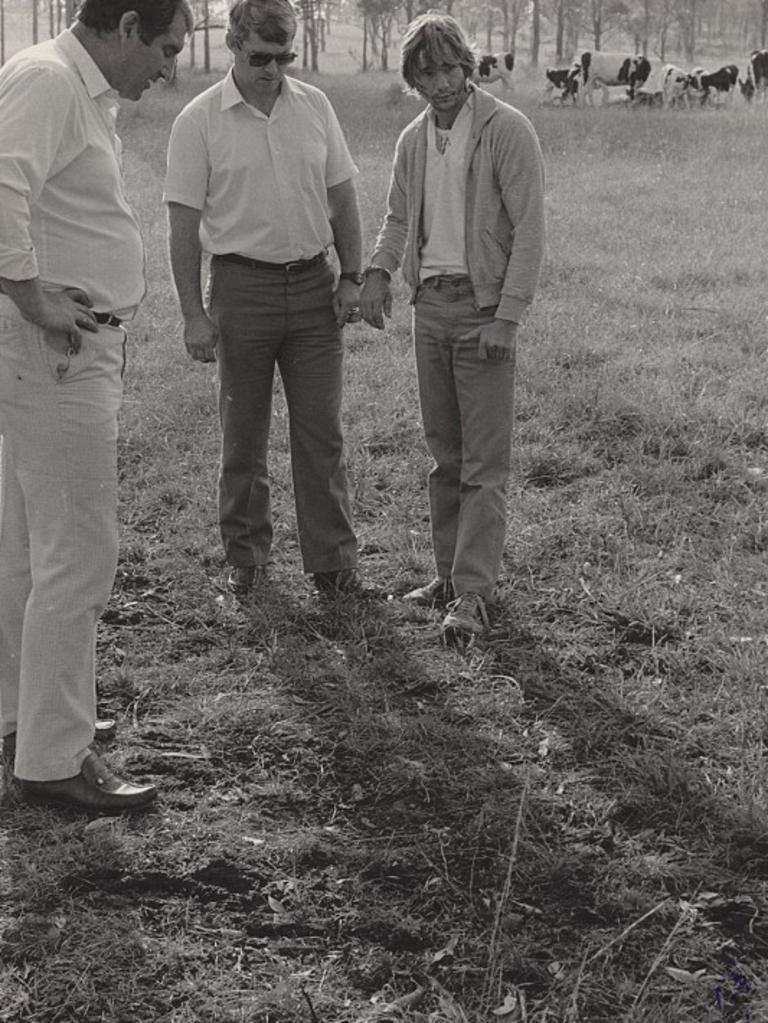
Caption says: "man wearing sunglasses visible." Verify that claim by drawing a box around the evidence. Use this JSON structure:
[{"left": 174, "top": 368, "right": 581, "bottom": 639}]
[{"left": 165, "top": 0, "right": 364, "bottom": 601}]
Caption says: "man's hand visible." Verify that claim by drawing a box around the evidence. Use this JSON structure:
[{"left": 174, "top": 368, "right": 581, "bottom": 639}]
[
  {"left": 183, "top": 313, "right": 219, "bottom": 363},
  {"left": 333, "top": 278, "right": 361, "bottom": 327},
  {"left": 359, "top": 271, "right": 392, "bottom": 330},
  {"left": 460, "top": 318, "right": 518, "bottom": 361}
]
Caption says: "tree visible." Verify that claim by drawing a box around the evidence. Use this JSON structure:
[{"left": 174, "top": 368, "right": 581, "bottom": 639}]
[
  {"left": 547, "top": 0, "right": 568, "bottom": 60},
  {"left": 500, "top": 0, "right": 527, "bottom": 53},
  {"left": 677, "top": 0, "right": 699, "bottom": 61},
  {"left": 530, "top": 0, "right": 540, "bottom": 65},
  {"left": 357, "top": 0, "right": 401, "bottom": 70}
]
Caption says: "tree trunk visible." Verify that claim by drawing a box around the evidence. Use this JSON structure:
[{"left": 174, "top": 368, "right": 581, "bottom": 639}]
[
  {"left": 555, "top": 0, "right": 564, "bottom": 61},
  {"left": 1, "top": 0, "right": 4, "bottom": 64},
  {"left": 32, "top": 0, "right": 39, "bottom": 44},
  {"left": 485, "top": 6, "right": 493, "bottom": 51},
  {"left": 762, "top": 0, "right": 768, "bottom": 48},
  {"left": 362, "top": 13, "right": 368, "bottom": 71},
  {"left": 203, "top": 0, "right": 210, "bottom": 73},
  {"left": 530, "top": 0, "right": 540, "bottom": 66}
]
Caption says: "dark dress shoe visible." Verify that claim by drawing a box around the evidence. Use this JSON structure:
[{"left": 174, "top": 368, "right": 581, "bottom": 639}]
[
  {"left": 312, "top": 567, "right": 365, "bottom": 597},
  {"left": 226, "top": 565, "right": 267, "bottom": 595},
  {"left": 2, "top": 731, "right": 16, "bottom": 765},
  {"left": 19, "top": 750, "right": 157, "bottom": 815}
]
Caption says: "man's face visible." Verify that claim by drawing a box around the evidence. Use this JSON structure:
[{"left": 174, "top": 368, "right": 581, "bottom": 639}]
[
  {"left": 414, "top": 52, "right": 468, "bottom": 120},
  {"left": 230, "top": 31, "right": 297, "bottom": 94},
  {"left": 117, "top": 9, "right": 188, "bottom": 101}
]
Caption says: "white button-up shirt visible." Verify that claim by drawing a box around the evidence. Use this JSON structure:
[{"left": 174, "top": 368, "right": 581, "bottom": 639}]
[
  {"left": 164, "top": 70, "right": 357, "bottom": 263},
  {"left": 0, "top": 30, "right": 145, "bottom": 316}
]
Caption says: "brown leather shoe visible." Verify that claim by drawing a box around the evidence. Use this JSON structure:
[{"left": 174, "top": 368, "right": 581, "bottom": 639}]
[{"left": 19, "top": 750, "right": 157, "bottom": 815}]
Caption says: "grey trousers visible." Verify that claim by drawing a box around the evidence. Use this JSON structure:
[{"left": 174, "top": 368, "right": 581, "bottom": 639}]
[
  {"left": 413, "top": 278, "right": 516, "bottom": 600},
  {"left": 209, "top": 256, "right": 358, "bottom": 575}
]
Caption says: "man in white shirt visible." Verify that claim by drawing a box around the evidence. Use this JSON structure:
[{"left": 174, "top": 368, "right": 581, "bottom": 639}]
[
  {"left": 360, "top": 14, "right": 545, "bottom": 650},
  {"left": 0, "top": 0, "right": 192, "bottom": 813},
  {"left": 165, "top": 0, "right": 364, "bottom": 602}
]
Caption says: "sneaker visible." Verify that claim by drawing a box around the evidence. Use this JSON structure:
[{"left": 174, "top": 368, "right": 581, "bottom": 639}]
[
  {"left": 312, "top": 567, "right": 364, "bottom": 597},
  {"left": 226, "top": 565, "right": 267, "bottom": 596},
  {"left": 402, "top": 576, "right": 454, "bottom": 607},
  {"left": 441, "top": 592, "right": 489, "bottom": 648}
]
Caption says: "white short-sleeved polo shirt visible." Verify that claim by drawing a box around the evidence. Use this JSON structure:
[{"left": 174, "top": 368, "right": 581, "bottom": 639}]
[{"left": 164, "top": 71, "right": 358, "bottom": 263}]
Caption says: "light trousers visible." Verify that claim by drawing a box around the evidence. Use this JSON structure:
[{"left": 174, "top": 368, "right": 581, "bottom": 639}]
[
  {"left": 0, "top": 296, "right": 125, "bottom": 780},
  {"left": 413, "top": 278, "right": 516, "bottom": 601},
  {"left": 209, "top": 257, "right": 358, "bottom": 574}
]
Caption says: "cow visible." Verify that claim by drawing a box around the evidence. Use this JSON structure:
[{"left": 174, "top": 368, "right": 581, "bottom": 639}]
[
  {"left": 741, "top": 50, "right": 768, "bottom": 102},
  {"left": 632, "top": 63, "right": 666, "bottom": 106},
  {"left": 569, "top": 51, "right": 651, "bottom": 105},
  {"left": 689, "top": 64, "right": 738, "bottom": 105},
  {"left": 543, "top": 65, "right": 579, "bottom": 103},
  {"left": 661, "top": 63, "right": 695, "bottom": 108},
  {"left": 471, "top": 52, "right": 514, "bottom": 92},
  {"left": 739, "top": 70, "right": 756, "bottom": 103}
]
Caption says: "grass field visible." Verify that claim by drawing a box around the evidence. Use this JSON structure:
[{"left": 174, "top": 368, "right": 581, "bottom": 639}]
[{"left": 2, "top": 23, "right": 768, "bottom": 1023}]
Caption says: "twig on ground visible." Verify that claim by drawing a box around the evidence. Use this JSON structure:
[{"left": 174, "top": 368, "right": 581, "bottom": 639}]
[
  {"left": 632, "top": 903, "right": 693, "bottom": 1010},
  {"left": 586, "top": 898, "right": 670, "bottom": 964},
  {"left": 481, "top": 769, "right": 530, "bottom": 1009},
  {"left": 302, "top": 986, "right": 321, "bottom": 1023}
]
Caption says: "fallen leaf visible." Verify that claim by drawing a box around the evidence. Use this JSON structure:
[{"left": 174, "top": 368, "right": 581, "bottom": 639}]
[
  {"left": 268, "top": 895, "right": 289, "bottom": 916},
  {"left": 429, "top": 934, "right": 459, "bottom": 964},
  {"left": 665, "top": 967, "right": 709, "bottom": 986},
  {"left": 492, "top": 992, "right": 519, "bottom": 1016}
]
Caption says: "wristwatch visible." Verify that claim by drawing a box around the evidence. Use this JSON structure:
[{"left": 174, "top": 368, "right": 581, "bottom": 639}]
[
  {"left": 363, "top": 265, "right": 392, "bottom": 281},
  {"left": 339, "top": 271, "right": 364, "bottom": 285}
]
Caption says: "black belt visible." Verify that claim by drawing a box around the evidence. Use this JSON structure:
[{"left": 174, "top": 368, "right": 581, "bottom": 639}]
[
  {"left": 422, "top": 274, "right": 471, "bottom": 287},
  {"left": 94, "top": 312, "right": 122, "bottom": 327},
  {"left": 218, "top": 251, "right": 327, "bottom": 273}
]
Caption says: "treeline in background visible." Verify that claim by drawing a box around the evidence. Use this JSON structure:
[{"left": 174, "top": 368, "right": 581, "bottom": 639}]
[{"left": 1, "top": 0, "right": 766, "bottom": 76}]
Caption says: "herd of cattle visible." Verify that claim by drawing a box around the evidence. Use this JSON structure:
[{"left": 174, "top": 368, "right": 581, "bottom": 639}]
[{"left": 472, "top": 47, "right": 768, "bottom": 107}]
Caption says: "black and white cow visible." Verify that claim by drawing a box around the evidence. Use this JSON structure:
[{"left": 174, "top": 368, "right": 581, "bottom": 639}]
[
  {"left": 661, "top": 63, "right": 695, "bottom": 108},
  {"left": 740, "top": 50, "right": 768, "bottom": 102},
  {"left": 570, "top": 51, "right": 651, "bottom": 104},
  {"left": 471, "top": 52, "right": 514, "bottom": 91},
  {"left": 689, "top": 64, "right": 738, "bottom": 105},
  {"left": 543, "top": 66, "right": 578, "bottom": 103}
]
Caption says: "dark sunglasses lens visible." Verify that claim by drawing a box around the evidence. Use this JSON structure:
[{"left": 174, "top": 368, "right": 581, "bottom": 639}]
[{"left": 248, "top": 51, "right": 296, "bottom": 66}]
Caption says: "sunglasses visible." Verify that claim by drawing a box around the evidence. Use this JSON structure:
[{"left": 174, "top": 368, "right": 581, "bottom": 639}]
[{"left": 243, "top": 50, "right": 297, "bottom": 67}]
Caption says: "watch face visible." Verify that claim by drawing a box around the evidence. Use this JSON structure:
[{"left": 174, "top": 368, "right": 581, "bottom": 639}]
[{"left": 342, "top": 272, "right": 364, "bottom": 285}]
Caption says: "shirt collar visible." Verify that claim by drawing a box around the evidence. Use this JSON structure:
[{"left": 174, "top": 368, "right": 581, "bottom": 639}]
[
  {"left": 221, "top": 67, "right": 297, "bottom": 111},
  {"left": 55, "top": 27, "right": 117, "bottom": 101}
]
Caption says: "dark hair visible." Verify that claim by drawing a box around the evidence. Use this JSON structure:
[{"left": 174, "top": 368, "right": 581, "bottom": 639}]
[
  {"left": 76, "top": 0, "right": 194, "bottom": 42},
  {"left": 226, "top": 0, "right": 298, "bottom": 49},
  {"left": 400, "top": 13, "right": 476, "bottom": 89}
]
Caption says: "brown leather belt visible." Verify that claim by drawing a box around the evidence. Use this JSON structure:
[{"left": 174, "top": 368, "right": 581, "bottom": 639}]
[{"left": 218, "top": 251, "right": 327, "bottom": 273}]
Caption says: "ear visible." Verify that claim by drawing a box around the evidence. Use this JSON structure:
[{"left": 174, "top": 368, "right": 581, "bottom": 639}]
[{"left": 119, "top": 10, "right": 141, "bottom": 40}]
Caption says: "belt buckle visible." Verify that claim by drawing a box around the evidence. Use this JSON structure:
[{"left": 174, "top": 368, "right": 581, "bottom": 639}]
[{"left": 284, "top": 260, "right": 305, "bottom": 273}]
